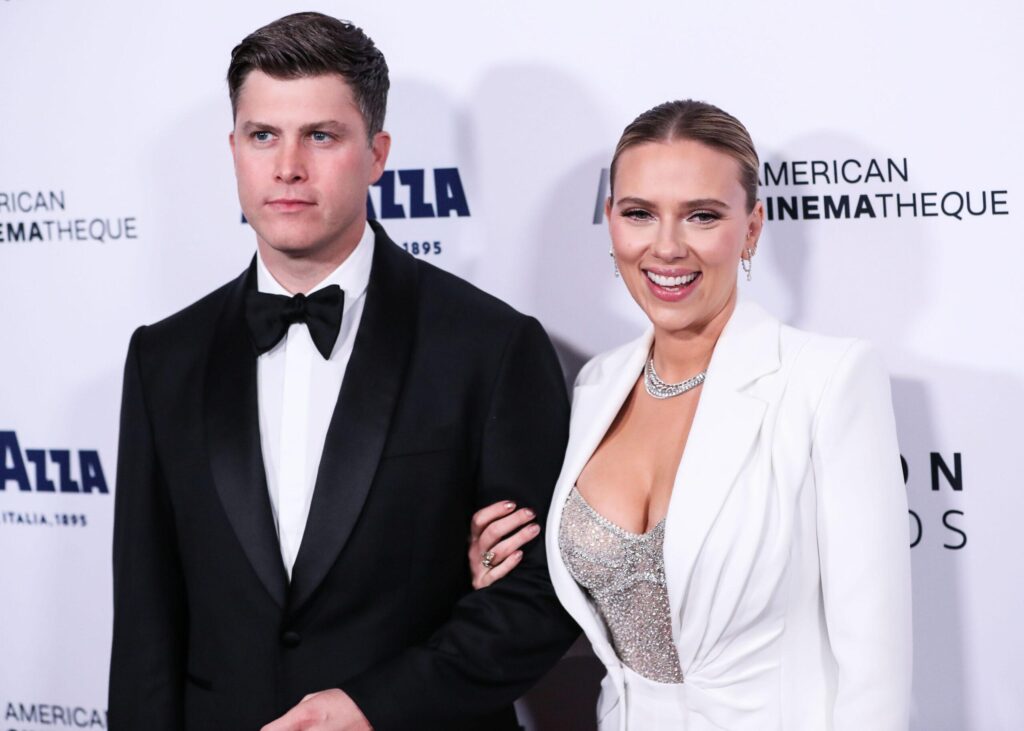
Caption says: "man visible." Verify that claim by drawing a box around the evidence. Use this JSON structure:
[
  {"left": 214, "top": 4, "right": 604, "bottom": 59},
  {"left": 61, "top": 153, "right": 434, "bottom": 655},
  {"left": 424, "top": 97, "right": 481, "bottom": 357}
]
[{"left": 108, "top": 12, "right": 577, "bottom": 731}]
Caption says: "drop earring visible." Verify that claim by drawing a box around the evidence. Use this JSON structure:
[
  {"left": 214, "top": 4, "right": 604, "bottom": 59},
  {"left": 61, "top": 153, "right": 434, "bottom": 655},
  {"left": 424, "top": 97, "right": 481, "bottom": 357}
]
[
  {"left": 741, "top": 247, "right": 755, "bottom": 281},
  {"left": 609, "top": 248, "right": 620, "bottom": 278}
]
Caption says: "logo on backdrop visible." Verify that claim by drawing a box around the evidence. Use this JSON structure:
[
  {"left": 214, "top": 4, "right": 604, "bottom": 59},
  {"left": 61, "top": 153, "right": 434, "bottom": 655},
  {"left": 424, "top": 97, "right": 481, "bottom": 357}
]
[
  {"left": 241, "top": 167, "right": 469, "bottom": 259},
  {"left": 590, "top": 159, "right": 1010, "bottom": 223},
  {"left": 0, "top": 431, "right": 108, "bottom": 529},
  {"left": 3, "top": 699, "right": 107, "bottom": 729},
  {"left": 0, "top": 190, "right": 139, "bottom": 245},
  {"left": 366, "top": 168, "right": 470, "bottom": 221},
  {"left": 903, "top": 451, "right": 966, "bottom": 550},
  {"left": 759, "top": 157, "right": 1008, "bottom": 222}
]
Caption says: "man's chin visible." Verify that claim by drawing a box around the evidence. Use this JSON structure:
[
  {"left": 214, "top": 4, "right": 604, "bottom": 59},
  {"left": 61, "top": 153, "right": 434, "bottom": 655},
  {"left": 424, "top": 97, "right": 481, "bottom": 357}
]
[{"left": 255, "top": 234, "right": 324, "bottom": 259}]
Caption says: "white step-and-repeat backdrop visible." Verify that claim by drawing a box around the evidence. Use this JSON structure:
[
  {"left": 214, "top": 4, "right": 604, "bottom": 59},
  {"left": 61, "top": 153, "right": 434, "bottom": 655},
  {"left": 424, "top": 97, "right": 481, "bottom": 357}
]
[{"left": 2, "top": 1, "right": 1021, "bottom": 729}]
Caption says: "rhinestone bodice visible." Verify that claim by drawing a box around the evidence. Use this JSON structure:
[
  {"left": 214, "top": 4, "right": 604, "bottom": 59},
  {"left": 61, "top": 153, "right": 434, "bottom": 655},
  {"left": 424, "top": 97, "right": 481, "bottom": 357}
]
[{"left": 559, "top": 487, "right": 684, "bottom": 684}]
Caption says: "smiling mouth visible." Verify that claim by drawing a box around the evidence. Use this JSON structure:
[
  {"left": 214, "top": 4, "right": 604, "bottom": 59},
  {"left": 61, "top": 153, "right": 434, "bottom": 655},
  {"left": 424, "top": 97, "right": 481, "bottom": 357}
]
[{"left": 645, "top": 270, "right": 700, "bottom": 291}]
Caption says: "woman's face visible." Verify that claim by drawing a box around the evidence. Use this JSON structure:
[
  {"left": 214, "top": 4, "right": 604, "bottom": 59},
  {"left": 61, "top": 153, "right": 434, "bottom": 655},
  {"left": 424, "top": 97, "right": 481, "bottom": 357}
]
[{"left": 607, "top": 138, "right": 763, "bottom": 338}]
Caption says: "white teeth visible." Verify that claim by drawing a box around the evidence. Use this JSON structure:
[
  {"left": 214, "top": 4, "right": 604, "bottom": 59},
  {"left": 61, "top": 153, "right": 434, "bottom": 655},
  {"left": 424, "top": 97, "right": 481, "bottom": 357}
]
[{"left": 646, "top": 271, "right": 699, "bottom": 287}]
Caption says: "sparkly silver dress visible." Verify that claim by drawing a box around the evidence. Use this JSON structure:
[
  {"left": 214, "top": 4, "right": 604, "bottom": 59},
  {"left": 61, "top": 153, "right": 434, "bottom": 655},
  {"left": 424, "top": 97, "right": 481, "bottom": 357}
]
[{"left": 559, "top": 486, "right": 684, "bottom": 685}]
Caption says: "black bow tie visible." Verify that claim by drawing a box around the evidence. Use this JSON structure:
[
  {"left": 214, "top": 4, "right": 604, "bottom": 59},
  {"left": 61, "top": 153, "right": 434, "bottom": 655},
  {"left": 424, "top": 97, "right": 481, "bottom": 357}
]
[{"left": 245, "top": 285, "right": 345, "bottom": 359}]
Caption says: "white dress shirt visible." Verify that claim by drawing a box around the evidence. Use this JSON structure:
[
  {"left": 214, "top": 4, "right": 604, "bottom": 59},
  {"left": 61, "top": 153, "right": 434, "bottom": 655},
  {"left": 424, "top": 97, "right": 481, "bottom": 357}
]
[{"left": 256, "top": 223, "right": 375, "bottom": 578}]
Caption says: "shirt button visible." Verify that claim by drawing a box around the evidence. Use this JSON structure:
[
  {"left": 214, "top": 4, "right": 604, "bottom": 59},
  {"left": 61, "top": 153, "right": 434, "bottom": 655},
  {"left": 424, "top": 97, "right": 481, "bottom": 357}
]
[{"left": 281, "top": 631, "right": 301, "bottom": 648}]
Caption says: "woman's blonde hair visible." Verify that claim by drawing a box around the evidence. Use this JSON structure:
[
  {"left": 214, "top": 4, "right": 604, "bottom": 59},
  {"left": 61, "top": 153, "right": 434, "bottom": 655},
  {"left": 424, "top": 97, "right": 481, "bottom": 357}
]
[{"left": 610, "top": 100, "right": 759, "bottom": 212}]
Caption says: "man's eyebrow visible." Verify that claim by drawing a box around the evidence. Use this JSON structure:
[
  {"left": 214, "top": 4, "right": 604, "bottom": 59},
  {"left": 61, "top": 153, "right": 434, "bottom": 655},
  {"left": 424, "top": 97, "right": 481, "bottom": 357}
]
[
  {"left": 238, "top": 121, "right": 349, "bottom": 135},
  {"left": 299, "top": 121, "right": 348, "bottom": 135},
  {"left": 239, "top": 121, "right": 281, "bottom": 135}
]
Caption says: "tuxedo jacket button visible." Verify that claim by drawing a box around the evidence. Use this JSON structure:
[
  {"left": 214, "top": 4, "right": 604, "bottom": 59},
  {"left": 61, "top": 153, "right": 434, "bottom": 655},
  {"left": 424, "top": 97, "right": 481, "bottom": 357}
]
[{"left": 281, "top": 631, "right": 301, "bottom": 648}]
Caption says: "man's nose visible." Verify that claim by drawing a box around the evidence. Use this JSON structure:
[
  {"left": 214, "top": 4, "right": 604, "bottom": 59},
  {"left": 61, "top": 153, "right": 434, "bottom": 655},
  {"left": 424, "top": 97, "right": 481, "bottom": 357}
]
[{"left": 274, "top": 140, "right": 307, "bottom": 183}]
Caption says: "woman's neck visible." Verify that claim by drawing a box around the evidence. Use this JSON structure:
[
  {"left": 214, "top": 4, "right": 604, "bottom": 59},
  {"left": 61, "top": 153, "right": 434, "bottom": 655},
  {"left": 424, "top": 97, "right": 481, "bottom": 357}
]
[{"left": 650, "top": 291, "right": 737, "bottom": 382}]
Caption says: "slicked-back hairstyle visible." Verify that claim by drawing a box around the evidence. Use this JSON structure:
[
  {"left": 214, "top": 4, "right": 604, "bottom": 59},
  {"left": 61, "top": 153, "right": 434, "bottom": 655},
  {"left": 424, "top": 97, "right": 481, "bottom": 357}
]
[
  {"left": 227, "top": 12, "right": 389, "bottom": 141},
  {"left": 609, "top": 100, "right": 759, "bottom": 212}
]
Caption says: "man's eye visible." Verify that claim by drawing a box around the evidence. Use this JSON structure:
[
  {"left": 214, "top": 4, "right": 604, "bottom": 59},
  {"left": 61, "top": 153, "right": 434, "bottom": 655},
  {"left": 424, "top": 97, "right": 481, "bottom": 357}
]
[
  {"left": 310, "top": 131, "right": 332, "bottom": 143},
  {"left": 252, "top": 131, "right": 272, "bottom": 142}
]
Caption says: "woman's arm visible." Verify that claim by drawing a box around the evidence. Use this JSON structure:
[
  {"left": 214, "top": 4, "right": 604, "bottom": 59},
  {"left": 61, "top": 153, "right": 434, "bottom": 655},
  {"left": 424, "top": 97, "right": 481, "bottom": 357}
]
[
  {"left": 812, "top": 340, "right": 912, "bottom": 731},
  {"left": 468, "top": 500, "right": 541, "bottom": 588}
]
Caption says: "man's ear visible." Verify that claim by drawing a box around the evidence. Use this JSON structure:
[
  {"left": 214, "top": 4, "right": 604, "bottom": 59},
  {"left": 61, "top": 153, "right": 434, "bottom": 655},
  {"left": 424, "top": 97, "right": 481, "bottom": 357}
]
[{"left": 368, "top": 131, "right": 391, "bottom": 183}]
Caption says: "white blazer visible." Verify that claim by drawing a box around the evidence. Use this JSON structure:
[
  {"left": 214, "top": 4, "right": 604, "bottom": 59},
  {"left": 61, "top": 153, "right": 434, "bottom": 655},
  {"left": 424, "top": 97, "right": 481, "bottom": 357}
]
[{"left": 545, "top": 300, "right": 912, "bottom": 731}]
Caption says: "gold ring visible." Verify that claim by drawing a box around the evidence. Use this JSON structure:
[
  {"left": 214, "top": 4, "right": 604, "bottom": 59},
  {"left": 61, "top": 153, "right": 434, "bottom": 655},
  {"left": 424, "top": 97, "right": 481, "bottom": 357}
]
[{"left": 481, "top": 550, "right": 496, "bottom": 569}]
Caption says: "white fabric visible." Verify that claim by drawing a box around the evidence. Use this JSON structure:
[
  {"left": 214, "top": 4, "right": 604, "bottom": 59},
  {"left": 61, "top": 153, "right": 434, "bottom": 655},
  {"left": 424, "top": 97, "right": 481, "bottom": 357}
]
[
  {"left": 256, "top": 223, "right": 375, "bottom": 577},
  {"left": 546, "top": 299, "right": 913, "bottom": 731},
  {"left": 618, "top": 666, "right": 725, "bottom": 730}
]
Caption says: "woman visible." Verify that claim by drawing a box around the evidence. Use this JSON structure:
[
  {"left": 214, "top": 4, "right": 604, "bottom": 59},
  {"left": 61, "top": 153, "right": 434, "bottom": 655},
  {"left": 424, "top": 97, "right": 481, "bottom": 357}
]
[{"left": 469, "top": 100, "right": 912, "bottom": 730}]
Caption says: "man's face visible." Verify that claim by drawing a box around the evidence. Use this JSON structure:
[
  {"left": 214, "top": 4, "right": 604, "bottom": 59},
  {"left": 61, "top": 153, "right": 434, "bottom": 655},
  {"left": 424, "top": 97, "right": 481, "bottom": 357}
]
[{"left": 230, "top": 71, "right": 390, "bottom": 262}]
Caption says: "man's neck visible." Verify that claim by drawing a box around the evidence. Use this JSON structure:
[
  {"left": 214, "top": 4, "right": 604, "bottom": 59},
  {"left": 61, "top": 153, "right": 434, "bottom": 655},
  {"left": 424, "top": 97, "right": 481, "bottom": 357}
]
[{"left": 257, "top": 226, "right": 366, "bottom": 295}]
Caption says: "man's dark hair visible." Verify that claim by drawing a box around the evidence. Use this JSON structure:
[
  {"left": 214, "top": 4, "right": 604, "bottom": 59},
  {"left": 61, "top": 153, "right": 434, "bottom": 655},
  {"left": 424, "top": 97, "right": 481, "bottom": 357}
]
[{"left": 227, "top": 12, "right": 389, "bottom": 140}]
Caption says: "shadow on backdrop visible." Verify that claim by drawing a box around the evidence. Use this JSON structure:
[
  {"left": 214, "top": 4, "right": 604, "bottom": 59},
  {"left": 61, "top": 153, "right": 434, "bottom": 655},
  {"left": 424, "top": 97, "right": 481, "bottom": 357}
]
[
  {"left": 465, "top": 64, "right": 625, "bottom": 729},
  {"left": 761, "top": 132, "right": 989, "bottom": 731}
]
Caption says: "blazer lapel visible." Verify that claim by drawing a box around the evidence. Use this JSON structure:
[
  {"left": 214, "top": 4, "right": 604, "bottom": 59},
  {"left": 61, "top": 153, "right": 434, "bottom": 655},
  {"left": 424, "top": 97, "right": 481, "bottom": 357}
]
[
  {"left": 545, "top": 332, "right": 652, "bottom": 668},
  {"left": 561, "top": 332, "right": 652, "bottom": 512},
  {"left": 547, "top": 301, "right": 780, "bottom": 677},
  {"left": 662, "top": 300, "right": 781, "bottom": 632},
  {"left": 204, "top": 261, "right": 288, "bottom": 607},
  {"left": 288, "top": 223, "right": 417, "bottom": 612}
]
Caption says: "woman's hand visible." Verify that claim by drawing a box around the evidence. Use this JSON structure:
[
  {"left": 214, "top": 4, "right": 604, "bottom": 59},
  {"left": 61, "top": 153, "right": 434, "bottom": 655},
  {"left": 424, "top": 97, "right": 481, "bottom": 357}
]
[{"left": 468, "top": 501, "right": 542, "bottom": 589}]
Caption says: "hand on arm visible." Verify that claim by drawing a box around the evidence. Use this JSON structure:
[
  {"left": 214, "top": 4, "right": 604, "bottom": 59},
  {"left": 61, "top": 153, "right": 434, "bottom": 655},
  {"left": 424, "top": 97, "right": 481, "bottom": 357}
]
[
  {"left": 261, "top": 690, "right": 372, "bottom": 731},
  {"left": 468, "top": 501, "right": 541, "bottom": 589}
]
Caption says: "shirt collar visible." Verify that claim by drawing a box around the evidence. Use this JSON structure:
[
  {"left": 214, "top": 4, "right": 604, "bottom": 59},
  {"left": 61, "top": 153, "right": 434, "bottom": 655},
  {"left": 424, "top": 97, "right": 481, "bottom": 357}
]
[{"left": 255, "top": 222, "right": 375, "bottom": 308}]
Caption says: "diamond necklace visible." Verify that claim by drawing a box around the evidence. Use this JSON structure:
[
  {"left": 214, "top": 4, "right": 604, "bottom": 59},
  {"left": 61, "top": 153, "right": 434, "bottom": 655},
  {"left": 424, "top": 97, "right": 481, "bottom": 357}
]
[{"left": 643, "top": 356, "right": 706, "bottom": 399}]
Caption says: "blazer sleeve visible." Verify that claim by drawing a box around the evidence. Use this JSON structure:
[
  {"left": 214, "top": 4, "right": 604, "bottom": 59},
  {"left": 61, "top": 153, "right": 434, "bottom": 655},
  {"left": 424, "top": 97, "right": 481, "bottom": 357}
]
[
  {"left": 811, "top": 340, "right": 912, "bottom": 731},
  {"left": 108, "top": 327, "right": 187, "bottom": 731},
  {"left": 343, "top": 316, "right": 580, "bottom": 729}
]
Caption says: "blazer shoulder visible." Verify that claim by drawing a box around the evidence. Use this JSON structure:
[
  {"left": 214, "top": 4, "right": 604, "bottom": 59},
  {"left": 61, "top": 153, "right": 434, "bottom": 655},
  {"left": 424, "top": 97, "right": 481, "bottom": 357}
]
[
  {"left": 777, "top": 323, "right": 888, "bottom": 411},
  {"left": 412, "top": 258, "right": 540, "bottom": 350},
  {"left": 574, "top": 331, "right": 651, "bottom": 388},
  {"left": 131, "top": 273, "right": 243, "bottom": 361}
]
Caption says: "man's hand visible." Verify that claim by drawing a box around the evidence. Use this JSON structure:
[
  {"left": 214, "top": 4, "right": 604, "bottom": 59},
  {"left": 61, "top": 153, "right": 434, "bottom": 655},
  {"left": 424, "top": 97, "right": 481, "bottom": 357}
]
[{"left": 261, "top": 689, "right": 372, "bottom": 731}]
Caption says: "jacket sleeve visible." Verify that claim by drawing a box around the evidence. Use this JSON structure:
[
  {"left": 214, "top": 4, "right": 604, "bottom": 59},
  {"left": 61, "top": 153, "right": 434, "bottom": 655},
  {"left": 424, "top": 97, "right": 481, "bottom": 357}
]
[
  {"left": 108, "top": 327, "right": 187, "bottom": 730},
  {"left": 812, "top": 340, "right": 912, "bottom": 731},
  {"left": 343, "top": 316, "right": 580, "bottom": 729}
]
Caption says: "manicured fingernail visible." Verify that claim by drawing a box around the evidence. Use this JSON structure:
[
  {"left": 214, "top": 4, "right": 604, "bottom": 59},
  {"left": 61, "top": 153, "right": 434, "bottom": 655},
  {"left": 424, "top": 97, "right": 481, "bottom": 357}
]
[
  {"left": 523, "top": 508, "right": 535, "bottom": 519},
  {"left": 512, "top": 551, "right": 523, "bottom": 560},
  {"left": 504, "top": 501, "right": 516, "bottom": 510},
  {"left": 528, "top": 523, "right": 541, "bottom": 534}
]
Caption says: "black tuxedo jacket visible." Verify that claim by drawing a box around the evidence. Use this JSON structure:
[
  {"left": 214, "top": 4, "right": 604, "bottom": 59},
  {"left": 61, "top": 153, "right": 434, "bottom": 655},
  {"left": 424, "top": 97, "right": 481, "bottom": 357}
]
[{"left": 109, "top": 222, "right": 579, "bottom": 730}]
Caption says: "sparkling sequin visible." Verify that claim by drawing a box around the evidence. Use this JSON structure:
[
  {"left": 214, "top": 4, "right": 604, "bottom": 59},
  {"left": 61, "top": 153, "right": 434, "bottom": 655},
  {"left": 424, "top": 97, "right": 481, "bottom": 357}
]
[{"left": 559, "top": 487, "right": 684, "bottom": 684}]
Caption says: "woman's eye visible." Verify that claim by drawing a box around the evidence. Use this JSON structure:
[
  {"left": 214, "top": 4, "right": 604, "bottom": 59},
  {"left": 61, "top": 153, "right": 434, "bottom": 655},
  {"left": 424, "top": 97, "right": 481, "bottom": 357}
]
[
  {"left": 622, "top": 208, "right": 653, "bottom": 221},
  {"left": 689, "top": 210, "right": 719, "bottom": 224}
]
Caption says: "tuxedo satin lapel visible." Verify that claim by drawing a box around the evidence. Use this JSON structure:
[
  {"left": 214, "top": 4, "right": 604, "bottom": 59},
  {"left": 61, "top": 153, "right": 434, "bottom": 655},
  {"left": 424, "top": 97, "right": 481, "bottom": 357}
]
[
  {"left": 545, "top": 332, "right": 652, "bottom": 668},
  {"left": 205, "top": 260, "right": 288, "bottom": 607},
  {"left": 662, "top": 301, "right": 781, "bottom": 631},
  {"left": 288, "top": 225, "right": 416, "bottom": 612}
]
